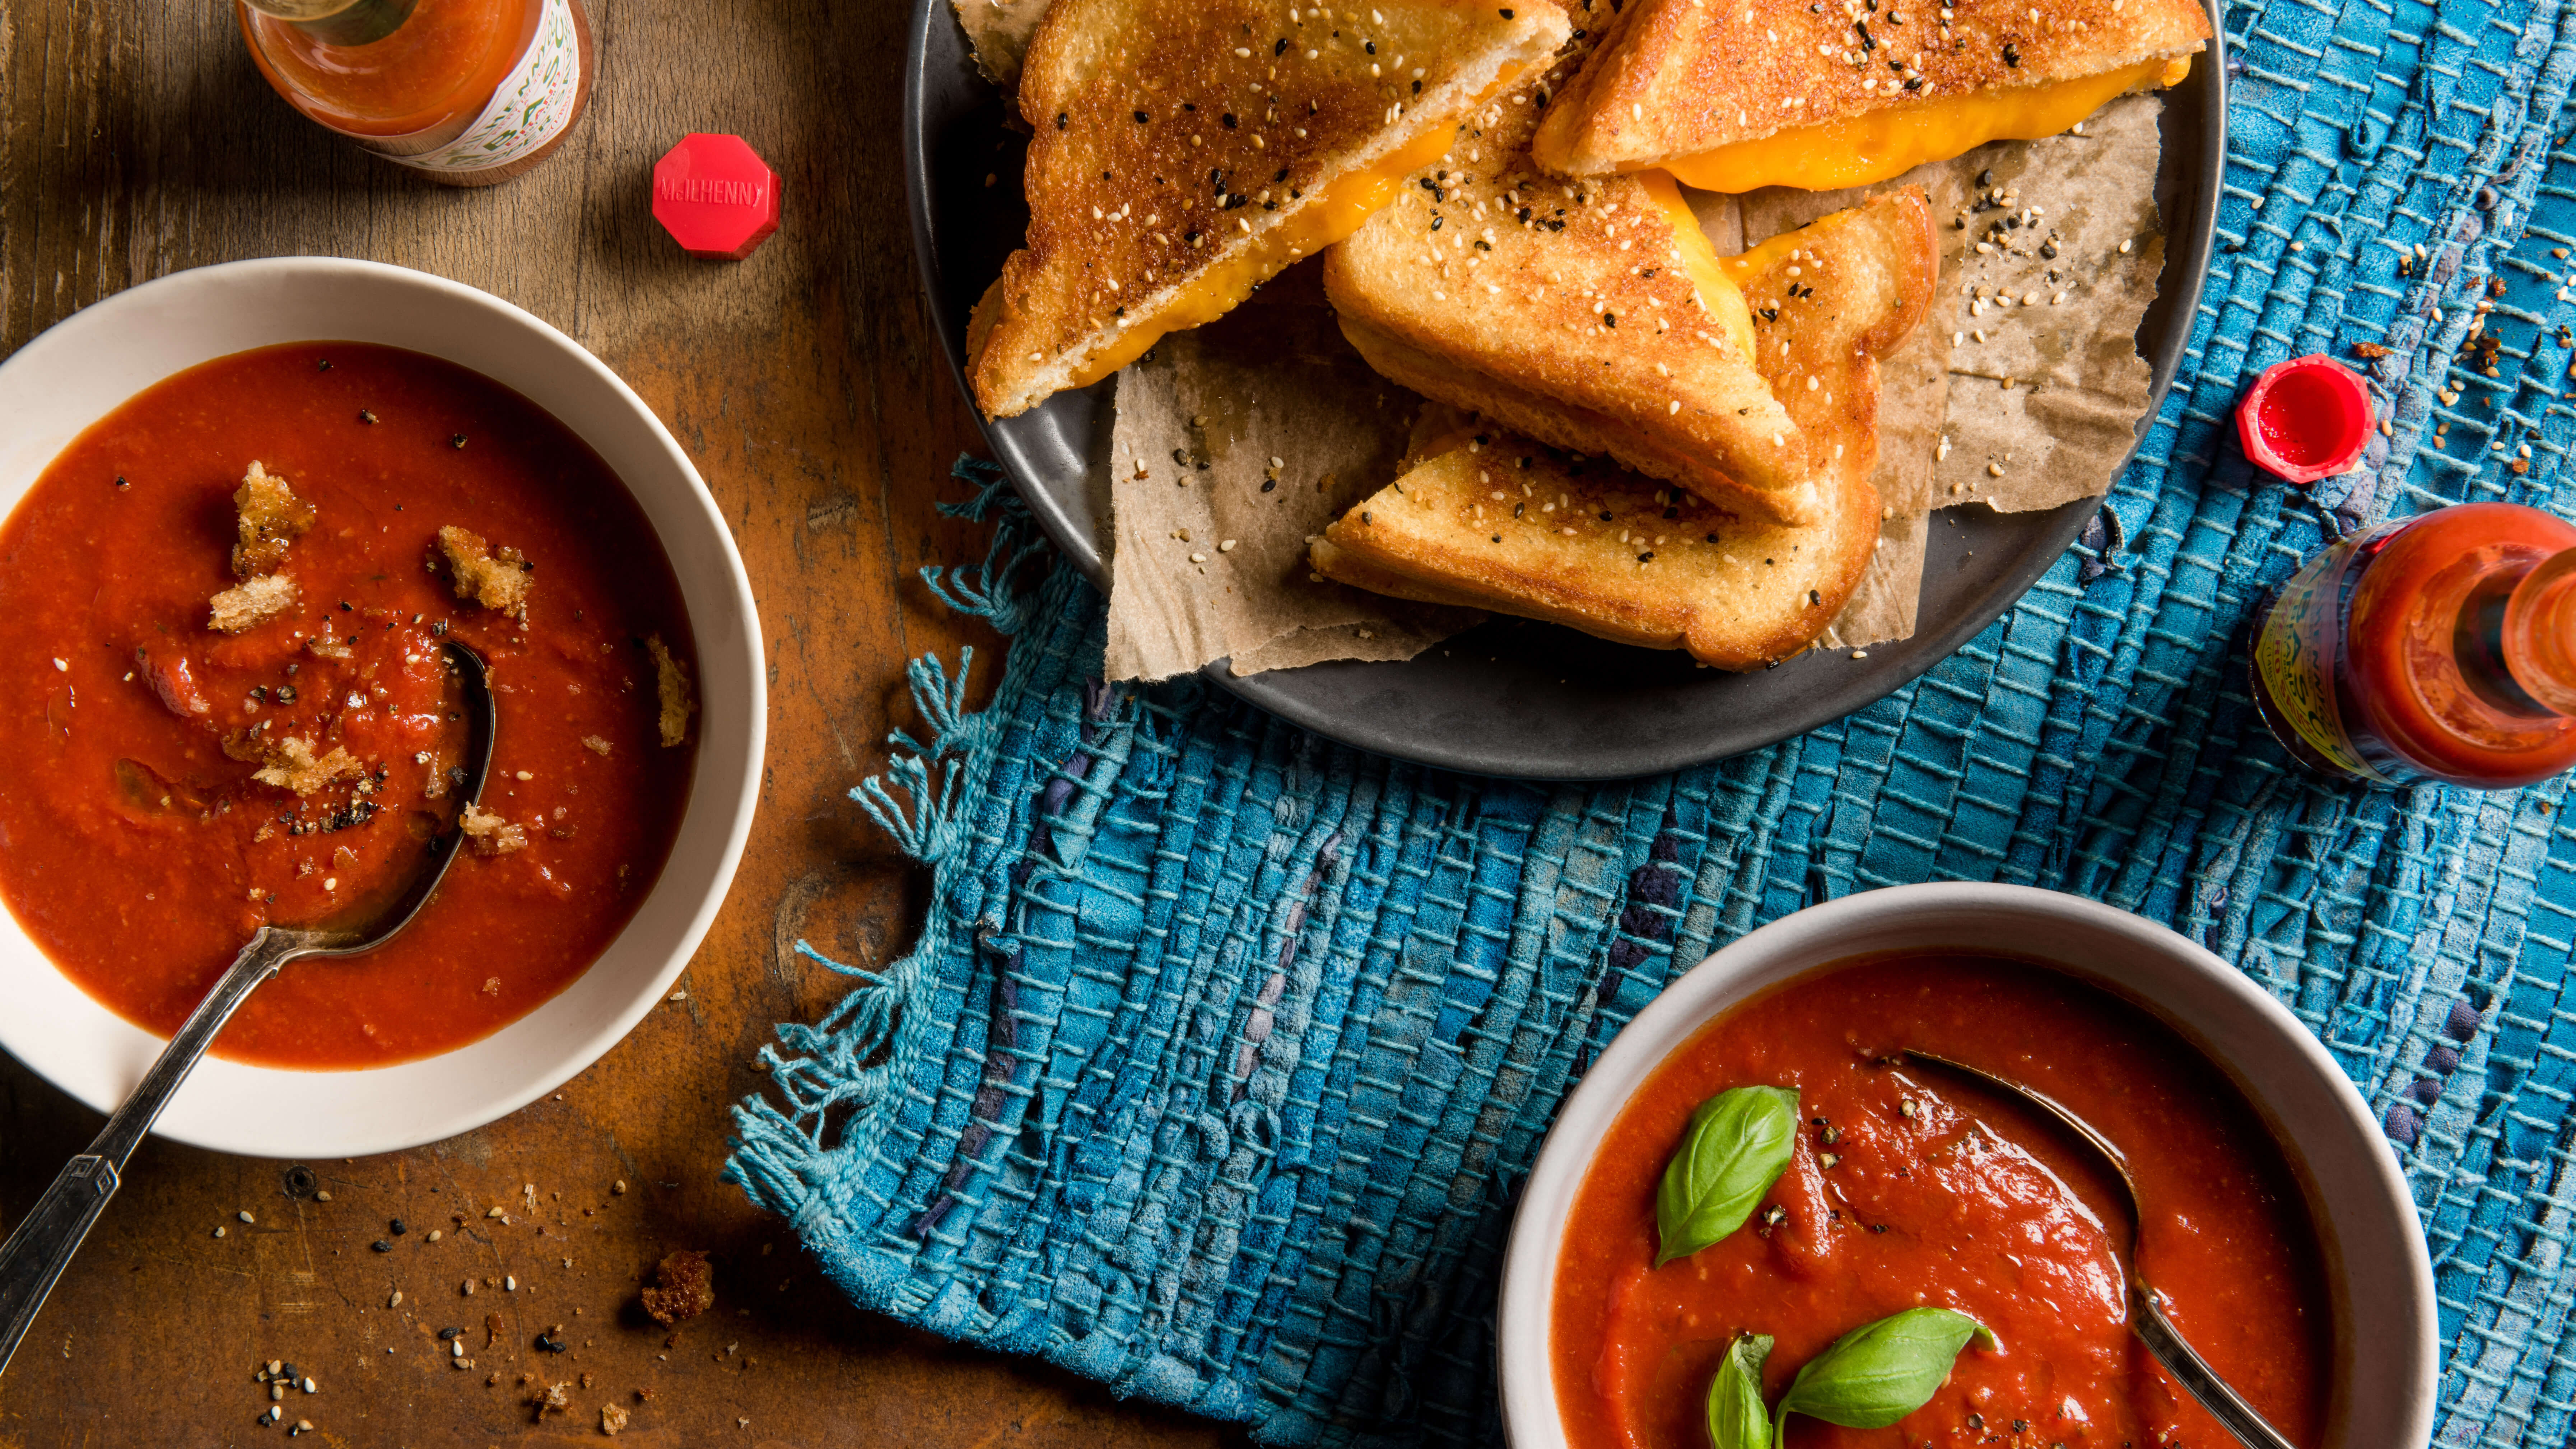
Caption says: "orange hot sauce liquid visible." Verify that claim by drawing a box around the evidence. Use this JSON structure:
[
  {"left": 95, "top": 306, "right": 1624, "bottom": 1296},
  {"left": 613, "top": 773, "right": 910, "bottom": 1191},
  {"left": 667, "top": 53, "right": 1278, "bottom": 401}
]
[
  {"left": 0, "top": 343, "right": 696, "bottom": 1069},
  {"left": 239, "top": 0, "right": 535, "bottom": 138},
  {"left": 1552, "top": 955, "right": 2330, "bottom": 1449}
]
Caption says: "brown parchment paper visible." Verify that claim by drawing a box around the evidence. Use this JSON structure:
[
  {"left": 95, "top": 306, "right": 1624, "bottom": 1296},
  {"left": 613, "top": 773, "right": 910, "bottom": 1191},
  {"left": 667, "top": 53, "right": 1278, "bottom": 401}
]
[
  {"left": 1736, "top": 92, "right": 2168, "bottom": 648},
  {"left": 1103, "top": 297, "right": 1484, "bottom": 682},
  {"left": 1099, "top": 95, "right": 2171, "bottom": 674},
  {"left": 950, "top": 0, "right": 1055, "bottom": 89}
]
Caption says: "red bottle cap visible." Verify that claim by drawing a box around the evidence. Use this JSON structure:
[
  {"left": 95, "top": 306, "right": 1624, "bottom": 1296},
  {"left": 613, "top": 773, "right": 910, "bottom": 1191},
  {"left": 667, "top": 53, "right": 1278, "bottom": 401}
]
[
  {"left": 652, "top": 134, "right": 780, "bottom": 261},
  {"left": 2236, "top": 354, "right": 2373, "bottom": 486}
]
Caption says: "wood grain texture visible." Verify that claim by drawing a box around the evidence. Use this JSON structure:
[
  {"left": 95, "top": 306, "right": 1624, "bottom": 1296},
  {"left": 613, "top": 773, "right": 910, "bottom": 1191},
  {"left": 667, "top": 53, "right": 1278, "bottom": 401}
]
[{"left": 0, "top": 3, "right": 1235, "bottom": 1445}]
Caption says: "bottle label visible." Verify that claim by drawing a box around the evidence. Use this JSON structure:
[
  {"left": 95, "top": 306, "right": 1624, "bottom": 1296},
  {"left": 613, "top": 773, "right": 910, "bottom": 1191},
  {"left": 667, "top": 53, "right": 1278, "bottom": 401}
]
[
  {"left": 2251, "top": 525, "right": 2399, "bottom": 783},
  {"left": 385, "top": 0, "right": 582, "bottom": 174}
]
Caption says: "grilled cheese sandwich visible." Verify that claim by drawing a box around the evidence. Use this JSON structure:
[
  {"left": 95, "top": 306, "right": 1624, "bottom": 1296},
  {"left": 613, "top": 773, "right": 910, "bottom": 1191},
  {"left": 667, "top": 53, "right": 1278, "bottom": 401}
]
[
  {"left": 969, "top": 0, "right": 1569, "bottom": 418},
  {"left": 1312, "top": 186, "right": 1937, "bottom": 666},
  {"left": 1532, "top": 0, "right": 2209, "bottom": 188},
  {"left": 1323, "top": 59, "right": 1823, "bottom": 524}
]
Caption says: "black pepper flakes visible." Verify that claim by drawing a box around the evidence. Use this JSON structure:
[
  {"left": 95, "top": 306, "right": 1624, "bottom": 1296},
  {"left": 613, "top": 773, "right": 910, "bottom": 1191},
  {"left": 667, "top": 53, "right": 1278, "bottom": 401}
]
[
  {"left": 114, "top": 475, "right": 128, "bottom": 489},
  {"left": 2002, "top": 41, "right": 2020, "bottom": 66},
  {"left": 390, "top": 1218, "right": 407, "bottom": 1235},
  {"left": 371, "top": 1239, "right": 392, "bottom": 1253},
  {"left": 358, "top": 409, "right": 377, "bottom": 424}
]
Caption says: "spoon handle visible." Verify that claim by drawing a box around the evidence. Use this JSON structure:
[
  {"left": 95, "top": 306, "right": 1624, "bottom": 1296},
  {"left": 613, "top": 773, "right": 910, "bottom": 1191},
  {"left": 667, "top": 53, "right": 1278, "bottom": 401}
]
[
  {"left": 0, "top": 929, "right": 304, "bottom": 1378},
  {"left": 2133, "top": 1281, "right": 2300, "bottom": 1449}
]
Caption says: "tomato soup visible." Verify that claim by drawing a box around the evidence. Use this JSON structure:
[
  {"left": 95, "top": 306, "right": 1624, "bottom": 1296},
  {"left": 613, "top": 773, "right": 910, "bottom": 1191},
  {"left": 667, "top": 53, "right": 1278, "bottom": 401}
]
[
  {"left": 0, "top": 342, "right": 697, "bottom": 1068},
  {"left": 1553, "top": 954, "right": 2330, "bottom": 1449}
]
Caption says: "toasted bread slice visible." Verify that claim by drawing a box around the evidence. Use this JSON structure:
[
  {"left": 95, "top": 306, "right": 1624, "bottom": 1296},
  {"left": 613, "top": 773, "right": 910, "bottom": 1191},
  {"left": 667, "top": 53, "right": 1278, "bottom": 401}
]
[
  {"left": 1311, "top": 187, "right": 1934, "bottom": 668},
  {"left": 969, "top": 0, "right": 1569, "bottom": 418},
  {"left": 1532, "top": 0, "right": 2210, "bottom": 188},
  {"left": 1324, "top": 60, "right": 1823, "bottom": 524}
]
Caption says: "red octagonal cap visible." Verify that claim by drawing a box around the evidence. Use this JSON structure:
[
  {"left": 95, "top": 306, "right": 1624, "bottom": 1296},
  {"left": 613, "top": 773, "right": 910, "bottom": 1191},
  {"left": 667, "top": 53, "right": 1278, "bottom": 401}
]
[{"left": 653, "top": 134, "right": 780, "bottom": 261}]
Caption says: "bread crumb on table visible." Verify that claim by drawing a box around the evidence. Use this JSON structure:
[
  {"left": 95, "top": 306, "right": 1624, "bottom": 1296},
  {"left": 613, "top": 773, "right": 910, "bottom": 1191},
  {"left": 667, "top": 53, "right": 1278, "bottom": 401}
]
[
  {"left": 210, "top": 573, "right": 298, "bottom": 633},
  {"left": 438, "top": 524, "right": 533, "bottom": 620},
  {"left": 640, "top": 1250, "right": 713, "bottom": 1325},
  {"left": 232, "top": 460, "right": 316, "bottom": 578}
]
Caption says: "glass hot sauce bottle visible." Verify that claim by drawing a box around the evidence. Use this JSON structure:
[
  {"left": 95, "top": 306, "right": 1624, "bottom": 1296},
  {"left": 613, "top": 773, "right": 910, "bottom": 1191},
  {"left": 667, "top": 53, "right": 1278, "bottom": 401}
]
[
  {"left": 238, "top": 0, "right": 593, "bottom": 186},
  {"left": 2249, "top": 502, "right": 2576, "bottom": 788}
]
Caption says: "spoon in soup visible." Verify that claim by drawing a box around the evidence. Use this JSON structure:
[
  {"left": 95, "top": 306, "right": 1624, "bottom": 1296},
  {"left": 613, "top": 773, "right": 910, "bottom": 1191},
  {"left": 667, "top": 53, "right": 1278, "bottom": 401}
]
[
  {"left": 0, "top": 641, "right": 496, "bottom": 1380},
  {"left": 1901, "top": 1049, "right": 2299, "bottom": 1449}
]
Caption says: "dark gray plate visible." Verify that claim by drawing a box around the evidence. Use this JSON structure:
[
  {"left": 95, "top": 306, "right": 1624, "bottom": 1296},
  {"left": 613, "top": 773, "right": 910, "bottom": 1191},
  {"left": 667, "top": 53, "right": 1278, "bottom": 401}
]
[{"left": 903, "top": 3, "right": 2227, "bottom": 780}]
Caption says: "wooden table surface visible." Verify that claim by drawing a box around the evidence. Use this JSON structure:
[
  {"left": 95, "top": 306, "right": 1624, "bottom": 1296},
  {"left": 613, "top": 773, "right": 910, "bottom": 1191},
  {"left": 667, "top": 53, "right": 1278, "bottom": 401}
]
[{"left": 0, "top": 3, "right": 1240, "bottom": 1444}]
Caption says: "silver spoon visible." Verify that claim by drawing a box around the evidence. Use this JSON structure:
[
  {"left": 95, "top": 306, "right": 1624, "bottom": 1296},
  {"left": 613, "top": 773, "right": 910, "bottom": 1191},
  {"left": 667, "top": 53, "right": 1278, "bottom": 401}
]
[
  {"left": 1901, "top": 1049, "right": 2299, "bottom": 1449},
  {"left": 0, "top": 640, "right": 495, "bottom": 1379}
]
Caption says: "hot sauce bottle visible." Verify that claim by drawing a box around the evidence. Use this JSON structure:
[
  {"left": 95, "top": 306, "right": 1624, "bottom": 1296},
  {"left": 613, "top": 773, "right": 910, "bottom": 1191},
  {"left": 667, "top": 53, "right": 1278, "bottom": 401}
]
[
  {"left": 238, "top": 0, "right": 593, "bottom": 185},
  {"left": 2249, "top": 502, "right": 2576, "bottom": 788}
]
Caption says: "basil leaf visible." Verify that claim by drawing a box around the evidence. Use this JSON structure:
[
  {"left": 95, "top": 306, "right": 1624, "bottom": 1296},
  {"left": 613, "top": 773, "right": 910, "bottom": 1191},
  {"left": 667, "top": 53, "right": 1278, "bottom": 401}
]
[
  {"left": 1654, "top": 1085, "right": 1798, "bottom": 1265},
  {"left": 1704, "top": 1334, "right": 1774, "bottom": 1449},
  {"left": 1775, "top": 1306, "right": 1985, "bottom": 1430}
]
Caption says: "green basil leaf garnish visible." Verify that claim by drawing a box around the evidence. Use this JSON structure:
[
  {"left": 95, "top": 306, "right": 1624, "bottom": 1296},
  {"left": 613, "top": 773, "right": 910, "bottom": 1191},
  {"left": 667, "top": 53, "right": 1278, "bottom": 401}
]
[
  {"left": 1773, "top": 1306, "right": 1985, "bottom": 1432},
  {"left": 1654, "top": 1085, "right": 1798, "bottom": 1266},
  {"left": 1704, "top": 1333, "right": 1774, "bottom": 1449}
]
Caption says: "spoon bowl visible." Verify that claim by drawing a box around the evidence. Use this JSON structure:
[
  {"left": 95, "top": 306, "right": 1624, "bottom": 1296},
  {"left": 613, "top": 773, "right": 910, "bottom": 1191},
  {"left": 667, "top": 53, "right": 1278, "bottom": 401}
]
[
  {"left": 1902, "top": 1048, "right": 2298, "bottom": 1449},
  {"left": 0, "top": 640, "right": 496, "bottom": 1379}
]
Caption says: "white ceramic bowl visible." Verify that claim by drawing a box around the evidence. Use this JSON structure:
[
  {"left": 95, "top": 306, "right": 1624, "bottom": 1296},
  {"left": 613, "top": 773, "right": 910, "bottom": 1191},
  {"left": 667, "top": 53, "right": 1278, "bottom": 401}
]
[
  {"left": 1499, "top": 882, "right": 2436, "bottom": 1449},
  {"left": 0, "top": 258, "right": 764, "bottom": 1159}
]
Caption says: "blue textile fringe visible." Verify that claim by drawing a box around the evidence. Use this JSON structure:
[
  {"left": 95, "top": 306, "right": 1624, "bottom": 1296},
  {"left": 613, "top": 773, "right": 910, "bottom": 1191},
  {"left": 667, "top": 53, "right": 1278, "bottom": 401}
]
[{"left": 727, "top": 1, "right": 2576, "bottom": 1443}]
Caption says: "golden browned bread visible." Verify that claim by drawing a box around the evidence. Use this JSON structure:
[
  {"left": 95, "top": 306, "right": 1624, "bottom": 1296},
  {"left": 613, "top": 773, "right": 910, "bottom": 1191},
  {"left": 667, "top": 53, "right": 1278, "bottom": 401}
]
[
  {"left": 1532, "top": 0, "right": 2211, "bottom": 179},
  {"left": 1323, "top": 58, "right": 1821, "bottom": 523},
  {"left": 1310, "top": 185, "right": 1933, "bottom": 668},
  {"left": 970, "top": 0, "right": 1569, "bottom": 418},
  {"left": 1733, "top": 187, "right": 1938, "bottom": 493}
]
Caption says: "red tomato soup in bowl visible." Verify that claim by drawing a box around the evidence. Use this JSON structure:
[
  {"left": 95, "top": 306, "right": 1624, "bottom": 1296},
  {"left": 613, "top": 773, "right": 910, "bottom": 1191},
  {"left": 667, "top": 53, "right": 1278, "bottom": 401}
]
[
  {"left": 0, "top": 341, "right": 698, "bottom": 1069},
  {"left": 1551, "top": 953, "right": 2329, "bottom": 1449}
]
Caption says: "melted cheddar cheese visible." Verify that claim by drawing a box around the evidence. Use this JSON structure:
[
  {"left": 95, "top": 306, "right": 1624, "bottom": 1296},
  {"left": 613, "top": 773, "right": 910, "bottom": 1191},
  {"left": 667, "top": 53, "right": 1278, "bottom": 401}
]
[
  {"left": 1658, "top": 57, "right": 2190, "bottom": 195},
  {"left": 1065, "top": 126, "right": 1463, "bottom": 389},
  {"left": 1634, "top": 168, "right": 1759, "bottom": 364}
]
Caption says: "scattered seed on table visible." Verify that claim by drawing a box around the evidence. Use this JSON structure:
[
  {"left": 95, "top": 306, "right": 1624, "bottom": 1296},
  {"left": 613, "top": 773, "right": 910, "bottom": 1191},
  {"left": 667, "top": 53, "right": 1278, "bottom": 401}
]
[
  {"left": 213, "top": 1226, "right": 226, "bottom": 1238},
  {"left": 238, "top": 1211, "right": 255, "bottom": 1224},
  {"left": 302, "top": 1378, "right": 317, "bottom": 1394},
  {"left": 427, "top": 1230, "right": 442, "bottom": 1243},
  {"left": 387, "top": 1291, "right": 403, "bottom": 1309},
  {"left": 314, "top": 1190, "right": 331, "bottom": 1202},
  {"left": 505, "top": 1276, "right": 518, "bottom": 1292}
]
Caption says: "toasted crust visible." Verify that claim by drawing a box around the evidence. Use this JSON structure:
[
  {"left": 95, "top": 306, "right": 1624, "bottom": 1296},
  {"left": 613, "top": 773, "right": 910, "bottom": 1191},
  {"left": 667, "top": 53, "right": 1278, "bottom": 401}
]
[
  {"left": 1741, "top": 188, "right": 1939, "bottom": 497},
  {"left": 1312, "top": 186, "right": 1933, "bottom": 668},
  {"left": 971, "top": 0, "right": 1569, "bottom": 418},
  {"left": 1533, "top": 0, "right": 2211, "bottom": 174},
  {"left": 1325, "top": 59, "right": 1819, "bottom": 523}
]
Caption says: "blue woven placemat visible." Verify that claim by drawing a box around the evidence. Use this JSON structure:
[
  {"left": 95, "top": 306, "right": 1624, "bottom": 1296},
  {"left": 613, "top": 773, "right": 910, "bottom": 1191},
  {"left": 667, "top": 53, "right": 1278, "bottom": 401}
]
[{"left": 727, "top": 1, "right": 2576, "bottom": 1443}]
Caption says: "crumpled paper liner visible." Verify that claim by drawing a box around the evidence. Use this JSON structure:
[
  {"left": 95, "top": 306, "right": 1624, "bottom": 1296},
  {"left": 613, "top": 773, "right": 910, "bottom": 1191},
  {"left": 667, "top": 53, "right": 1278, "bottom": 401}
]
[
  {"left": 1104, "top": 296, "right": 1483, "bottom": 682},
  {"left": 950, "top": 0, "right": 1055, "bottom": 89},
  {"left": 1100, "top": 95, "right": 2171, "bottom": 675}
]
